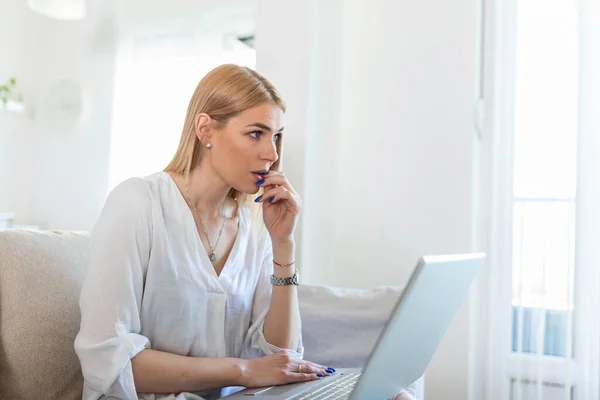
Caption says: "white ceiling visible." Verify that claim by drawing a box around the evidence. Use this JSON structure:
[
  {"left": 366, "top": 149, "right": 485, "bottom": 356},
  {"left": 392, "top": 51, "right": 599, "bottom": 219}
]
[{"left": 114, "top": 0, "right": 256, "bottom": 33}]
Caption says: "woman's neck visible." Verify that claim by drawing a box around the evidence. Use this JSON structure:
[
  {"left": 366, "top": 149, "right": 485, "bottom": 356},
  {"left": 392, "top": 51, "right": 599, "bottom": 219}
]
[{"left": 186, "top": 161, "right": 232, "bottom": 219}]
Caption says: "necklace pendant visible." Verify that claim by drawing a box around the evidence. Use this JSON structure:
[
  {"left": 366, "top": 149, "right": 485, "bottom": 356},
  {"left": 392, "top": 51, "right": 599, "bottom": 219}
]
[{"left": 210, "top": 252, "right": 217, "bottom": 262}]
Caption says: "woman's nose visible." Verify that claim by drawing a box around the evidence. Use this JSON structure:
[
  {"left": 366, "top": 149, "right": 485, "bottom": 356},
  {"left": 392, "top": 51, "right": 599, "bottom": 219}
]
[{"left": 262, "top": 140, "right": 279, "bottom": 162}]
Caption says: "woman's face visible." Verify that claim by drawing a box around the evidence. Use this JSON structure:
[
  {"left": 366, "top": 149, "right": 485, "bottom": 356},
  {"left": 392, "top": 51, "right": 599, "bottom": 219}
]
[{"left": 204, "top": 103, "right": 284, "bottom": 194}]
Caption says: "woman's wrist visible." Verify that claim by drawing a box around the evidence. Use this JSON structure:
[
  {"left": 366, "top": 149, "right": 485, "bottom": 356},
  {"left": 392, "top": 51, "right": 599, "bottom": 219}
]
[
  {"left": 272, "top": 239, "right": 295, "bottom": 262},
  {"left": 234, "top": 358, "right": 252, "bottom": 387},
  {"left": 272, "top": 240, "right": 295, "bottom": 278},
  {"left": 194, "top": 357, "right": 247, "bottom": 388}
]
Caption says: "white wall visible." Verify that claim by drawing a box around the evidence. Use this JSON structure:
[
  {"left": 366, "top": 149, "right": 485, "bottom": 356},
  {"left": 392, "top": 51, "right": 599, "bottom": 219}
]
[
  {"left": 28, "top": 0, "right": 117, "bottom": 230},
  {"left": 0, "top": 1, "right": 41, "bottom": 223},
  {"left": 0, "top": 0, "right": 254, "bottom": 230},
  {"left": 337, "top": 4, "right": 479, "bottom": 399},
  {"left": 256, "top": 0, "right": 480, "bottom": 399},
  {"left": 0, "top": 0, "right": 116, "bottom": 230}
]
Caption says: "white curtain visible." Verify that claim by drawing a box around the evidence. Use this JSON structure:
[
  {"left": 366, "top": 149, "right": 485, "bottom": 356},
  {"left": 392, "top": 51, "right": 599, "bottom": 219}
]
[
  {"left": 478, "top": 0, "right": 600, "bottom": 399},
  {"left": 574, "top": 0, "right": 600, "bottom": 398}
]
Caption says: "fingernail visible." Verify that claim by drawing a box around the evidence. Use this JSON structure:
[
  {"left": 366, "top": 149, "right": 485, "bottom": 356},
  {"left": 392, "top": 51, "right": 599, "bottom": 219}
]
[
  {"left": 268, "top": 196, "right": 274, "bottom": 203},
  {"left": 260, "top": 172, "right": 269, "bottom": 177},
  {"left": 317, "top": 374, "right": 324, "bottom": 377},
  {"left": 256, "top": 179, "right": 265, "bottom": 186},
  {"left": 326, "top": 368, "right": 335, "bottom": 373},
  {"left": 255, "top": 195, "right": 263, "bottom": 203}
]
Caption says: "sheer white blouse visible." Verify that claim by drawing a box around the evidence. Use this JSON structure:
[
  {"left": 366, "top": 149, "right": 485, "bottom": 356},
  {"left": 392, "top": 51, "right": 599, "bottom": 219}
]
[{"left": 74, "top": 172, "right": 303, "bottom": 400}]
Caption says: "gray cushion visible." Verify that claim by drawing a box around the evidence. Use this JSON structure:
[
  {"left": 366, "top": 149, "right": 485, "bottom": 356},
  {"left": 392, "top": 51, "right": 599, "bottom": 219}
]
[
  {"left": 299, "top": 284, "right": 404, "bottom": 367},
  {"left": 0, "top": 230, "right": 90, "bottom": 400}
]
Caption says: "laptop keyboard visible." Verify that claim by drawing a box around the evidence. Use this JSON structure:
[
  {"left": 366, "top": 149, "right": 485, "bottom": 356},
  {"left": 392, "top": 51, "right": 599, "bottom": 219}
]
[{"left": 291, "top": 372, "right": 361, "bottom": 400}]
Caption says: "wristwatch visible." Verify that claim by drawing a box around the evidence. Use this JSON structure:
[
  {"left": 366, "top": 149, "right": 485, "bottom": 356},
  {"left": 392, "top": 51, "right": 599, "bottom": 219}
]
[{"left": 270, "top": 269, "right": 300, "bottom": 286}]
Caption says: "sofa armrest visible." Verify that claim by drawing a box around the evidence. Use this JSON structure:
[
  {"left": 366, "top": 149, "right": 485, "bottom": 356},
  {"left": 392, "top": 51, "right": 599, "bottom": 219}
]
[{"left": 298, "top": 284, "right": 424, "bottom": 399}]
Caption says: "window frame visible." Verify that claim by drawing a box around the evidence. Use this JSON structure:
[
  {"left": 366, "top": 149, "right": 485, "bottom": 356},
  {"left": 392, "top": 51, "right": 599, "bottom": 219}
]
[{"left": 471, "top": 0, "right": 600, "bottom": 398}]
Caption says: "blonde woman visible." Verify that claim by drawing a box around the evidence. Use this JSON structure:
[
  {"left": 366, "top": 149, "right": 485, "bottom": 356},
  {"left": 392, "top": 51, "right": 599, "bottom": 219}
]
[{"left": 74, "top": 64, "right": 414, "bottom": 400}]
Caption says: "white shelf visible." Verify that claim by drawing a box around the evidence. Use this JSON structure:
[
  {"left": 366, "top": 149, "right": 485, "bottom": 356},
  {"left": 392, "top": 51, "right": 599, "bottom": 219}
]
[
  {"left": 0, "top": 100, "right": 25, "bottom": 113},
  {"left": 12, "top": 224, "right": 40, "bottom": 230},
  {"left": 0, "top": 212, "right": 14, "bottom": 230}
]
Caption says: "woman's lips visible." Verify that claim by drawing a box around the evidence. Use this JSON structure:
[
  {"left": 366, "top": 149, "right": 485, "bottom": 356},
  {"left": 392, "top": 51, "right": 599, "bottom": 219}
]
[{"left": 252, "top": 170, "right": 269, "bottom": 180}]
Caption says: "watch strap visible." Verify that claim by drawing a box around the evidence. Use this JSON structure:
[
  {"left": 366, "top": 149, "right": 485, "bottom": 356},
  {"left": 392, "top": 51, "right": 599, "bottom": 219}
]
[{"left": 270, "top": 269, "right": 299, "bottom": 286}]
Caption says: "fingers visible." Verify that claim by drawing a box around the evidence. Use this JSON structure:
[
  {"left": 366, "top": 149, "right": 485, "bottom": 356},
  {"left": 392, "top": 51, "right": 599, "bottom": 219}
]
[
  {"left": 256, "top": 171, "right": 296, "bottom": 193},
  {"left": 256, "top": 186, "right": 302, "bottom": 211},
  {"left": 293, "top": 362, "right": 328, "bottom": 376},
  {"left": 254, "top": 171, "right": 302, "bottom": 208},
  {"left": 258, "top": 186, "right": 289, "bottom": 203},
  {"left": 285, "top": 364, "right": 336, "bottom": 383},
  {"left": 287, "top": 372, "right": 322, "bottom": 383},
  {"left": 274, "top": 351, "right": 334, "bottom": 383},
  {"left": 306, "top": 361, "right": 333, "bottom": 375}
]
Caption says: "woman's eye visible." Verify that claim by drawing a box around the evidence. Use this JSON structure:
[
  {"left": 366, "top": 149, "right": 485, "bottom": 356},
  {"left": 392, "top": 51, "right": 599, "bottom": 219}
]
[
  {"left": 273, "top": 133, "right": 282, "bottom": 142},
  {"left": 249, "top": 131, "right": 262, "bottom": 139}
]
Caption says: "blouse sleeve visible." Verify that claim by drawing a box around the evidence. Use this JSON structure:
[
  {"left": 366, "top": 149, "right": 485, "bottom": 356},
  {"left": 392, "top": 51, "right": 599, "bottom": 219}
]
[
  {"left": 74, "top": 178, "right": 153, "bottom": 399},
  {"left": 241, "top": 231, "right": 304, "bottom": 359}
]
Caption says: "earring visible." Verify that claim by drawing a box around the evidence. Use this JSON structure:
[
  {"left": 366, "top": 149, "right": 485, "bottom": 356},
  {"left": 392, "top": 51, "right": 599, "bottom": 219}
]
[{"left": 206, "top": 143, "right": 212, "bottom": 149}]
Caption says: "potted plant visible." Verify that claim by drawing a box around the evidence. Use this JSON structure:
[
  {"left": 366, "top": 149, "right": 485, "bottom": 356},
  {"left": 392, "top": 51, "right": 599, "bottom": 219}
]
[{"left": 0, "top": 77, "right": 24, "bottom": 109}]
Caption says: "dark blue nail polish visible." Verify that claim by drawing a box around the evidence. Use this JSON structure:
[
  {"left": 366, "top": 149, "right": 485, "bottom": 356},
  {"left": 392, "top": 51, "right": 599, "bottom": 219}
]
[
  {"left": 269, "top": 196, "right": 274, "bottom": 203},
  {"left": 259, "top": 171, "right": 269, "bottom": 177},
  {"left": 256, "top": 179, "right": 265, "bottom": 186},
  {"left": 255, "top": 195, "right": 263, "bottom": 203},
  {"left": 317, "top": 373, "right": 324, "bottom": 377},
  {"left": 326, "top": 368, "right": 335, "bottom": 373}
]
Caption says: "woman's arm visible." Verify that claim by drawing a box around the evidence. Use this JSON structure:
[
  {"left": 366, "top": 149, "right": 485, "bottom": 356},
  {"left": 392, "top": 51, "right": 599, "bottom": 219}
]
[
  {"left": 256, "top": 170, "right": 304, "bottom": 352},
  {"left": 75, "top": 178, "right": 154, "bottom": 398},
  {"left": 131, "top": 349, "right": 243, "bottom": 393},
  {"left": 132, "top": 348, "right": 327, "bottom": 393},
  {"left": 262, "top": 239, "right": 302, "bottom": 351}
]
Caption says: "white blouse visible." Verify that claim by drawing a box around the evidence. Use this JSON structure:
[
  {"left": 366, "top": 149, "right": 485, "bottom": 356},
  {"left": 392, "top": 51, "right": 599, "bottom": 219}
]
[{"left": 74, "top": 171, "right": 303, "bottom": 400}]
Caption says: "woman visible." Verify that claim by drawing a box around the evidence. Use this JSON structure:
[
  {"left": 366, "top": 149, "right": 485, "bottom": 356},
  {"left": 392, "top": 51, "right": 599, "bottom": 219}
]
[{"left": 74, "top": 64, "right": 414, "bottom": 399}]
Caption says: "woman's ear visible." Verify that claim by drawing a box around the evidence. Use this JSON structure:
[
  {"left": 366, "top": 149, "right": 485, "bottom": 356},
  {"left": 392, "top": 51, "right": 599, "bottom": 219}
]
[{"left": 194, "top": 113, "right": 212, "bottom": 145}]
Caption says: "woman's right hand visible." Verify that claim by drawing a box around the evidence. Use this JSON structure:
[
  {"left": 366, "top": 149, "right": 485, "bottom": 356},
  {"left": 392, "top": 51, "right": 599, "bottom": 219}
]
[{"left": 238, "top": 350, "right": 333, "bottom": 388}]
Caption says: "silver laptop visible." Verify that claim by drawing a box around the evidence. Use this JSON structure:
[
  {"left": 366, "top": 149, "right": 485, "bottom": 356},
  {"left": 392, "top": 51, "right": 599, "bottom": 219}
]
[{"left": 222, "top": 253, "right": 485, "bottom": 400}]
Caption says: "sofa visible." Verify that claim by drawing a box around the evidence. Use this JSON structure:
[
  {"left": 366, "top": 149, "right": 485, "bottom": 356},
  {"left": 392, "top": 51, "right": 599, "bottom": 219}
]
[{"left": 0, "top": 229, "right": 424, "bottom": 399}]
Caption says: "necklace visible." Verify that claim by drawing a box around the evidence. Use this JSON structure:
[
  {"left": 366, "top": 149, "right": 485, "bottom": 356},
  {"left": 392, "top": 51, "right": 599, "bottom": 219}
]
[{"left": 184, "top": 180, "right": 226, "bottom": 263}]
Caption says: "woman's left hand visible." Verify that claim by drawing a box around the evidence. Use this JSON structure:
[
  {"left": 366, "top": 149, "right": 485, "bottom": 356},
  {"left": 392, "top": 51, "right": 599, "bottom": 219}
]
[
  {"left": 257, "top": 171, "right": 302, "bottom": 243},
  {"left": 394, "top": 392, "right": 415, "bottom": 400}
]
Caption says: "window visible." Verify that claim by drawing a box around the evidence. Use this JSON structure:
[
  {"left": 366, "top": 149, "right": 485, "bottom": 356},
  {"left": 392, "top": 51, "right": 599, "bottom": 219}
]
[
  {"left": 511, "top": 0, "right": 579, "bottom": 361},
  {"left": 108, "top": 30, "right": 256, "bottom": 190},
  {"left": 475, "top": 0, "right": 600, "bottom": 398}
]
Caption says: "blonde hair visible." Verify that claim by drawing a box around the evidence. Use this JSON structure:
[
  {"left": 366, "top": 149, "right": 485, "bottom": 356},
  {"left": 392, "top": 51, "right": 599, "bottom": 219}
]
[{"left": 165, "top": 64, "right": 286, "bottom": 215}]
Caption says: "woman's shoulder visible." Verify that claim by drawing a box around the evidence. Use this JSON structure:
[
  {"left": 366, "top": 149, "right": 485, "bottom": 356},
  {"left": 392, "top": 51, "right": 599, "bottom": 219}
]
[
  {"left": 92, "top": 177, "right": 155, "bottom": 237},
  {"left": 101, "top": 173, "right": 171, "bottom": 223},
  {"left": 107, "top": 176, "right": 153, "bottom": 207},
  {"left": 108, "top": 172, "right": 170, "bottom": 204}
]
